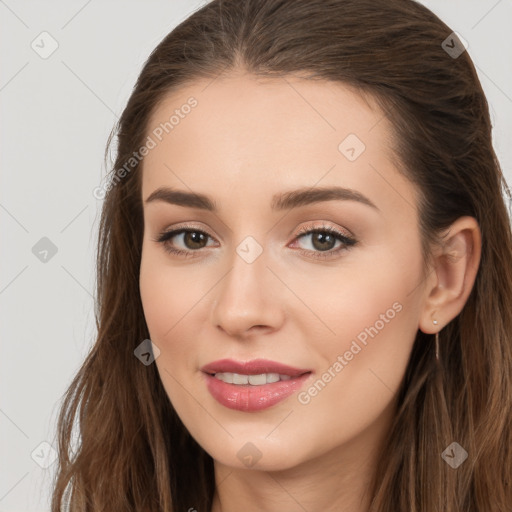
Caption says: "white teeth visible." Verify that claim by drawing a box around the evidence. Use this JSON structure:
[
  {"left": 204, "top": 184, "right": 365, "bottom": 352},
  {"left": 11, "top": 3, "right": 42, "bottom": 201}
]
[
  {"left": 220, "top": 372, "right": 234, "bottom": 384},
  {"left": 248, "top": 374, "right": 266, "bottom": 385},
  {"left": 213, "top": 372, "right": 292, "bottom": 385},
  {"left": 232, "top": 373, "right": 248, "bottom": 385}
]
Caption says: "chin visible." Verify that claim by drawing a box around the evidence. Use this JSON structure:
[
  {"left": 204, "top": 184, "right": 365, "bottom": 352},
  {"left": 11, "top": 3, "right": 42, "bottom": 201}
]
[{"left": 205, "top": 435, "right": 308, "bottom": 472}]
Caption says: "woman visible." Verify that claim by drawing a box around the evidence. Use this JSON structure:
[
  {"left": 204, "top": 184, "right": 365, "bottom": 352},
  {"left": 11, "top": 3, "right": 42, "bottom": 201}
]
[{"left": 51, "top": 0, "right": 512, "bottom": 510}]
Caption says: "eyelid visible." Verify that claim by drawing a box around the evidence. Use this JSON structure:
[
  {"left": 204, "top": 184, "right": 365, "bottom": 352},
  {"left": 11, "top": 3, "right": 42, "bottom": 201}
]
[
  {"left": 156, "top": 222, "right": 218, "bottom": 241},
  {"left": 294, "top": 221, "right": 355, "bottom": 240}
]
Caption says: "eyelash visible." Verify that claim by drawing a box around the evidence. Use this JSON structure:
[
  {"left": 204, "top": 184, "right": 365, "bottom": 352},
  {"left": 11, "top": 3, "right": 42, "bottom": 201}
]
[{"left": 153, "top": 222, "right": 357, "bottom": 261}]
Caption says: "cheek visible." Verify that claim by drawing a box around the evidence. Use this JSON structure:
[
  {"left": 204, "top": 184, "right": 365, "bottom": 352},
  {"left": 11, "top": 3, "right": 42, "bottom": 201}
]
[
  {"left": 291, "top": 276, "right": 417, "bottom": 448},
  {"left": 139, "top": 258, "right": 172, "bottom": 339},
  {"left": 139, "top": 253, "right": 202, "bottom": 411},
  {"left": 290, "top": 250, "right": 409, "bottom": 343},
  {"left": 139, "top": 248, "right": 207, "bottom": 342},
  {"left": 303, "top": 248, "right": 420, "bottom": 386},
  {"left": 139, "top": 246, "right": 218, "bottom": 393}
]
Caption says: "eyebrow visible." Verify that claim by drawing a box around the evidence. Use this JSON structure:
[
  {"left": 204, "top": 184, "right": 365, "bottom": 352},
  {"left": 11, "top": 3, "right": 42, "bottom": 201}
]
[{"left": 144, "top": 185, "right": 379, "bottom": 212}]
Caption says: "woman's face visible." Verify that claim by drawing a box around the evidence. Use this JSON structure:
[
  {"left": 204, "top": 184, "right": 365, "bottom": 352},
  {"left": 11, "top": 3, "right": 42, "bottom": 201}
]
[{"left": 139, "top": 72, "right": 429, "bottom": 471}]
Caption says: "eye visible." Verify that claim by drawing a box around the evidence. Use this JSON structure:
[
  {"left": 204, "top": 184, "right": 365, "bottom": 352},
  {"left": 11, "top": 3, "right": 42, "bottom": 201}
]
[
  {"left": 153, "top": 222, "right": 357, "bottom": 260},
  {"left": 153, "top": 223, "right": 217, "bottom": 258},
  {"left": 289, "top": 223, "right": 357, "bottom": 260}
]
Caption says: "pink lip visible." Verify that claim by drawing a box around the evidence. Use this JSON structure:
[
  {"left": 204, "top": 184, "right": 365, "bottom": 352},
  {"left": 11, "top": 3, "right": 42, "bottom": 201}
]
[
  {"left": 200, "top": 358, "right": 311, "bottom": 377},
  {"left": 200, "top": 358, "right": 313, "bottom": 412}
]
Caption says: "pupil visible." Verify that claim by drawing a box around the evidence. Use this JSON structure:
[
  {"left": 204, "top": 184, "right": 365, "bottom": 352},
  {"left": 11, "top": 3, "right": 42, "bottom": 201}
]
[
  {"left": 185, "top": 231, "right": 206, "bottom": 248},
  {"left": 313, "top": 232, "right": 335, "bottom": 251}
]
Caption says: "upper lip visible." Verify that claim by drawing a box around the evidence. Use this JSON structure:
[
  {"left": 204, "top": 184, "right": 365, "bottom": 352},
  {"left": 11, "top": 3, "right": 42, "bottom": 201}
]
[{"left": 201, "top": 358, "right": 312, "bottom": 377}]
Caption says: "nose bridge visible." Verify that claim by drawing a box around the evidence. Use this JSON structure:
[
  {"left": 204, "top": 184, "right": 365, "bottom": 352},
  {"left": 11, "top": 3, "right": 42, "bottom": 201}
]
[{"left": 211, "top": 232, "right": 284, "bottom": 335}]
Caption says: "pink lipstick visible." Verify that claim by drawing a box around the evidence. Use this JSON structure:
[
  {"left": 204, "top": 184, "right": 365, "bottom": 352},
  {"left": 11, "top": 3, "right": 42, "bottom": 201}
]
[{"left": 201, "top": 358, "right": 313, "bottom": 412}]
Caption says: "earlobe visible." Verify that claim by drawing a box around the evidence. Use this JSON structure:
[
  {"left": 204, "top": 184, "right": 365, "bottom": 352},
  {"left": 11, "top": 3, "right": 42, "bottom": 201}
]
[{"left": 418, "top": 216, "right": 482, "bottom": 334}]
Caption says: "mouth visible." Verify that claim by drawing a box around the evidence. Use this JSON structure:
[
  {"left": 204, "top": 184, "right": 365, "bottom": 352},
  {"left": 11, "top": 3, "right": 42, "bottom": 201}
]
[
  {"left": 200, "top": 357, "right": 311, "bottom": 378},
  {"left": 200, "top": 358, "right": 313, "bottom": 411},
  {"left": 204, "top": 371, "right": 310, "bottom": 385}
]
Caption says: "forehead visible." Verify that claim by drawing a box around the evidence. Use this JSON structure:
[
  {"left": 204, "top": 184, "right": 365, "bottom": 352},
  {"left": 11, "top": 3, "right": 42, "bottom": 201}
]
[
  {"left": 145, "top": 72, "right": 387, "bottom": 154},
  {"left": 140, "top": 72, "right": 414, "bottom": 216}
]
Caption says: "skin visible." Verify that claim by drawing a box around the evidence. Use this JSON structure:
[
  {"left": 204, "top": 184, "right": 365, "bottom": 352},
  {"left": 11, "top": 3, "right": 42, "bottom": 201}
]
[{"left": 138, "top": 71, "right": 481, "bottom": 512}]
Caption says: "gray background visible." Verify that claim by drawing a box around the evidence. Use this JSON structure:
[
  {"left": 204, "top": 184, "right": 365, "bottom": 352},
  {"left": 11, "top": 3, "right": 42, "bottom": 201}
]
[{"left": 1, "top": 1, "right": 511, "bottom": 510}]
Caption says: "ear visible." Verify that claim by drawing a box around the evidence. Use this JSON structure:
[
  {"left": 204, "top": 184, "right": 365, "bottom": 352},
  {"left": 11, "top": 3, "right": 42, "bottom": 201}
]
[{"left": 418, "top": 216, "right": 482, "bottom": 334}]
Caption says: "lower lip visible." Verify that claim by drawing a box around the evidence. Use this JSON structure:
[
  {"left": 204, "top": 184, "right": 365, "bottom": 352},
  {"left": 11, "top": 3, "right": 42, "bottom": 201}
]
[{"left": 203, "top": 372, "right": 312, "bottom": 412}]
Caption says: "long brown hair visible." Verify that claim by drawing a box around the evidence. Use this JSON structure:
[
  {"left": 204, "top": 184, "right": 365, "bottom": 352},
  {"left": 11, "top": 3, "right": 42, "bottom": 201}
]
[{"left": 50, "top": 0, "right": 512, "bottom": 510}]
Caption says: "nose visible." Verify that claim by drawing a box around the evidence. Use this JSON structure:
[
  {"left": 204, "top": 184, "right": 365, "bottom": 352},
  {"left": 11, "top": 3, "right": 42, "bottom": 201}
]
[{"left": 210, "top": 243, "right": 285, "bottom": 339}]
